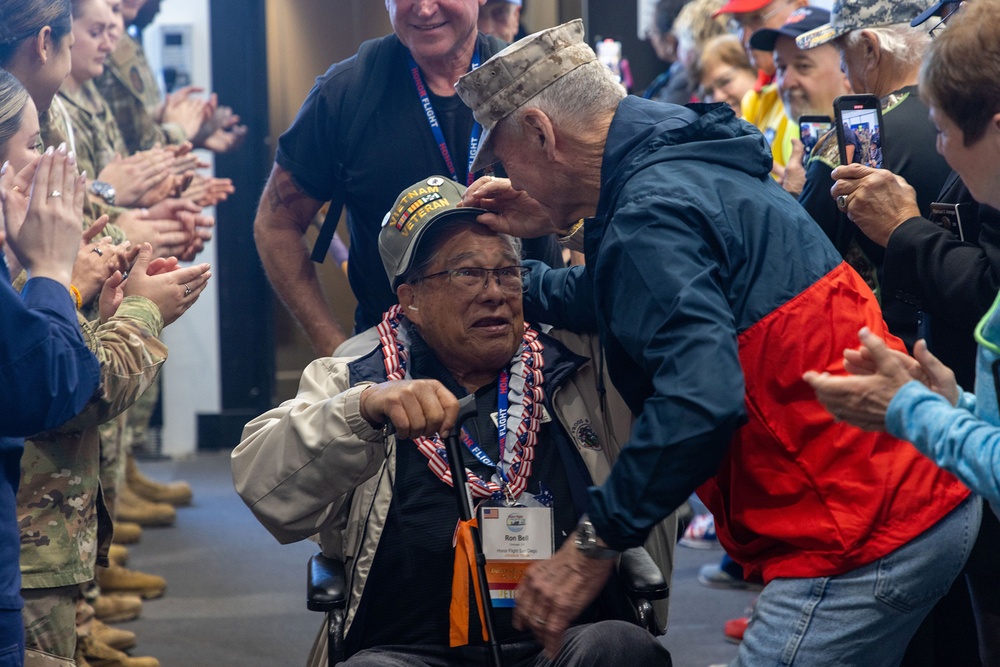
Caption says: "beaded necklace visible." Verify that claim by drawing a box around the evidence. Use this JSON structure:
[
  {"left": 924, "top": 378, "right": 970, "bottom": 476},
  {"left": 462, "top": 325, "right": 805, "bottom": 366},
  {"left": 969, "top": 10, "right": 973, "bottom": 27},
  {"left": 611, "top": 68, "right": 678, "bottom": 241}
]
[{"left": 375, "top": 304, "right": 544, "bottom": 500}]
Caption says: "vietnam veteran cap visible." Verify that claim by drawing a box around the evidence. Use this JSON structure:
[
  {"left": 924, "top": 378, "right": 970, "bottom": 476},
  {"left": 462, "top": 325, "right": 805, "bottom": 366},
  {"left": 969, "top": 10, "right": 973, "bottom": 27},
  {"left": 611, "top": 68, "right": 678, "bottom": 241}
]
[{"left": 379, "top": 176, "right": 487, "bottom": 289}]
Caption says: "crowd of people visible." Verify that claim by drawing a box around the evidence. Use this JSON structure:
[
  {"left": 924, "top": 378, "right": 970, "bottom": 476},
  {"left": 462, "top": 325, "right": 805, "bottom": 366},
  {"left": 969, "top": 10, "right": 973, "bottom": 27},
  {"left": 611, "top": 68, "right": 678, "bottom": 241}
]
[{"left": 7, "top": 0, "right": 1000, "bottom": 665}]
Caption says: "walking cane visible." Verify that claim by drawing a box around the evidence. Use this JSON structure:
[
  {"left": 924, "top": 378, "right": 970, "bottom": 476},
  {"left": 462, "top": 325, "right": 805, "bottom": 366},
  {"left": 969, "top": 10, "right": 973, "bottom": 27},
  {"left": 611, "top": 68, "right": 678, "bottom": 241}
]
[{"left": 445, "top": 394, "right": 505, "bottom": 667}]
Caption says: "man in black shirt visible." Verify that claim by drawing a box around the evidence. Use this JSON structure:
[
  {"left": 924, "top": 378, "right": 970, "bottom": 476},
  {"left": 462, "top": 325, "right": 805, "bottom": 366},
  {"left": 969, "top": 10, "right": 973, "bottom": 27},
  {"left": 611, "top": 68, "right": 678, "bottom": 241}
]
[{"left": 253, "top": 1, "right": 561, "bottom": 356}]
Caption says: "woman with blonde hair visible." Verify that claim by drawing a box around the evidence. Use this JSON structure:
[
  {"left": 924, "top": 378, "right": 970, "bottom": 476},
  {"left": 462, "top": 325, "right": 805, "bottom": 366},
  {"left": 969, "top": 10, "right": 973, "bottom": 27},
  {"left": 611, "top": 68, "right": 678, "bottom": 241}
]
[{"left": 695, "top": 34, "right": 757, "bottom": 115}]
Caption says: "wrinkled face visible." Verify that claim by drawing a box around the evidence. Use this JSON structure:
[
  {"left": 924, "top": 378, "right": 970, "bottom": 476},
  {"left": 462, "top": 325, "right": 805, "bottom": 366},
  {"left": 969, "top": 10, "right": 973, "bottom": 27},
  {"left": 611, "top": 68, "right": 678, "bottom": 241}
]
[
  {"left": 774, "top": 36, "right": 849, "bottom": 121},
  {"left": 478, "top": 0, "right": 520, "bottom": 43},
  {"left": 3, "top": 97, "right": 41, "bottom": 173},
  {"left": 386, "top": 0, "right": 485, "bottom": 65},
  {"left": 106, "top": 0, "right": 125, "bottom": 47},
  {"left": 400, "top": 225, "right": 524, "bottom": 376},
  {"left": 491, "top": 125, "right": 580, "bottom": 229},
  {"left": 930, "top": 105, "right": 1000, "bottom": 210},
  {"left": 700, "top": 62, "right": 756, "bottom": 114},
  {"left": 70, "top": 0, "right": 116, "bottom": 84}
]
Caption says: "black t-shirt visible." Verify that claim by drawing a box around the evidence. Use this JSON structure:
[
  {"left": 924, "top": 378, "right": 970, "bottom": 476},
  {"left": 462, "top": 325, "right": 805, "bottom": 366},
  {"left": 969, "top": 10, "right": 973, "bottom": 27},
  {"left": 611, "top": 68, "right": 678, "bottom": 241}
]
[
  {"left": 345, "top": 334, "right": 585, "bottom": 654},
  {"left": 276, "top": 34, "right": 563, "bottom": 332}
]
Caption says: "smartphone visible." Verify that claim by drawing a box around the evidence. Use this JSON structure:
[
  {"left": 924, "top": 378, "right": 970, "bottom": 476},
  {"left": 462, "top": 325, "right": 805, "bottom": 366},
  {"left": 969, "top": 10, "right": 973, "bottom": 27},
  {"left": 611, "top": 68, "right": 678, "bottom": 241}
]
[
  {"left": 833, "top": 95, "right": 885, "bottom": 168},
  {"left": 798, "top": 115, "right": 831, "bottom": 167}
]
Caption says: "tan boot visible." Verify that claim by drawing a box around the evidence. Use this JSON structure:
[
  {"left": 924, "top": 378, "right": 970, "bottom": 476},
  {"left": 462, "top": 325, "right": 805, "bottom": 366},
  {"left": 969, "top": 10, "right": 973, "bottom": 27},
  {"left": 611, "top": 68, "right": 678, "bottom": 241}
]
[
  {"left": 79, "top": 635, "right": 159, "bottom": 667},
  {"left": 115, "top": 486, "right": 175, "bottom": 527},
  {"left": 93, "top": 593, "right": 142, "bottom": 623},
  {"left": 108, "top": 544, "right": 129, "bottom": 566},
  {"left": 111, "top": 521, "right": 142, "bottom": 545},
  {"left": 97, "top": 564, "right": 166, "bottom": 599},
  {"left": 91, "top": 619, "right": 136, "bottom": 651},
  {"left": 126, "top": 455, "right": 192, "bottom": 506}
]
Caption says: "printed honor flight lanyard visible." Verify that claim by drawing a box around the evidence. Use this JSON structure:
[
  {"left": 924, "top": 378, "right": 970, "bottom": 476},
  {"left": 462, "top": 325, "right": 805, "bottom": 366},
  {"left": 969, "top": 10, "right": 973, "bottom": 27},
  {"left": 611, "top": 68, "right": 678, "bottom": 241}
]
[
  {"left": 407, "top": 50, "right": 483, "bottom": 185},
  {"left": 459, "top": 371, "right": 516, "bottom": 503}
]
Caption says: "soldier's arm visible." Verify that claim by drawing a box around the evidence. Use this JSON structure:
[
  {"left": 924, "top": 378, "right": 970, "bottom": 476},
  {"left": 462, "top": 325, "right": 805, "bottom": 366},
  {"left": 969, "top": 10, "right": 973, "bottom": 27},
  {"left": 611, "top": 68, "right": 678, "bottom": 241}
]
[
  {"left": 254, "top": 163, "right": 347, "bottom": 357},
  {"left": 52, "top": 298, "right": 167, "bottom": 432}
]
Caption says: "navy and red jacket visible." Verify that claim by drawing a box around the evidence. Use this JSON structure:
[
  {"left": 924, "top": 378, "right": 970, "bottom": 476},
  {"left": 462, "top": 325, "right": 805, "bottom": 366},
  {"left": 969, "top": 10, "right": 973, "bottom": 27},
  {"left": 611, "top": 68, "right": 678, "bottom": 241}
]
[{"left": 528, "top": 98, "right": 969, "bottom": 582}]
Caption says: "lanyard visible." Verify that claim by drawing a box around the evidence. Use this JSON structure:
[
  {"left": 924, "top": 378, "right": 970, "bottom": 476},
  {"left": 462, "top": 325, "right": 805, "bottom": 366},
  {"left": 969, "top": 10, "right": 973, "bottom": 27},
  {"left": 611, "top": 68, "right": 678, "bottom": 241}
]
[
  {"left": 459, "top": 371, "right": 512, "bottom": 489},
  {"left": 407, "top": 50, "right": 482, "bottom": 185}
]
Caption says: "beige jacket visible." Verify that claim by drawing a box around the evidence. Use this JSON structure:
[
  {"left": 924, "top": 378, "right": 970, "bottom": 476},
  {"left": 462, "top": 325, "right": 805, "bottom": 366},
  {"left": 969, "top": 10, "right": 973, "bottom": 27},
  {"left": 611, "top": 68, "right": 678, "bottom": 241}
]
[{"left": 232, "top": 328, "right": 675, "bottom": 655}]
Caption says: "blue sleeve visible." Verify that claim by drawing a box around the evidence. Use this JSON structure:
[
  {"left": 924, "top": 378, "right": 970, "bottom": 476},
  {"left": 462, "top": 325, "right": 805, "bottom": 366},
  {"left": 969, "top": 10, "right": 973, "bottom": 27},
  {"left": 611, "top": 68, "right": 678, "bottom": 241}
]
[
  {"left": 0, "top": 276, "right": 100, "bottom": 437},
  {"left": 887, "top": 380, "right": 1000, "bottom": 506},
  {"left": 522, "top": 261, "right": 598, "bottom": 333},
  {"left": 585, "top": 196, "right": 747, "bottom": 550}
]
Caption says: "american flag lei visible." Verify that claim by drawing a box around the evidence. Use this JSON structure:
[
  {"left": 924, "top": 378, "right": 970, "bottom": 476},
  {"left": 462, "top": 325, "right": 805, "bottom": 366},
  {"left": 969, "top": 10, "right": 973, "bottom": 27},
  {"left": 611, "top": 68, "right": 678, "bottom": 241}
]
[{"left": 375, "top": 304, "right": 545, "bottom": 500}]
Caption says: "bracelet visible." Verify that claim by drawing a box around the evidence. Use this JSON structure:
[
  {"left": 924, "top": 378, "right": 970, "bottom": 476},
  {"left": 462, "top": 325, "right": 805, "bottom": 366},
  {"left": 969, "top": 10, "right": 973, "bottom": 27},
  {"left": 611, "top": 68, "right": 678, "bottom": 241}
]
[
  {"left": 558, "top": 219, "right": 586, "bottom": 252},
  {"left": 68, "top": 285, "right": 83, "bottom": 310}
]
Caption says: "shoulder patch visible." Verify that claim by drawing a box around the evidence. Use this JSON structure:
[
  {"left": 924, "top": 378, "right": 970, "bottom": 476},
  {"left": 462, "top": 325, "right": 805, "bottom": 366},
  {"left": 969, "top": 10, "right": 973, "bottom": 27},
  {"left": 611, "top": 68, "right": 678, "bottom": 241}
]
[
  {"left": 571, "top": 419, "right": 602, "bottom": 451},
  {"left": 129, "top": 67, "right": 145, "bottom": 94}
]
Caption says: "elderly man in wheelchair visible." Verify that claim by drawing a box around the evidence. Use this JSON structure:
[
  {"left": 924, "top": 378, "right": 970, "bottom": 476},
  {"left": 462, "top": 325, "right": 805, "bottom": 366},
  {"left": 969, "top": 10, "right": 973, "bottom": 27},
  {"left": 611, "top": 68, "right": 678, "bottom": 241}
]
[{"left": 233, "top": 176, "right": 674, "bottom": 667}]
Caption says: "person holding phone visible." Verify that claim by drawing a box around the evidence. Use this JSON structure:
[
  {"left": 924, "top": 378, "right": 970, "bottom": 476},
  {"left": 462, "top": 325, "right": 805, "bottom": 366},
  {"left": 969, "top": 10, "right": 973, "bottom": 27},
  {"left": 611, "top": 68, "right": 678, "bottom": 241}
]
[{"left": 801, "top": 0, "right": 1000, "bottom": 662}]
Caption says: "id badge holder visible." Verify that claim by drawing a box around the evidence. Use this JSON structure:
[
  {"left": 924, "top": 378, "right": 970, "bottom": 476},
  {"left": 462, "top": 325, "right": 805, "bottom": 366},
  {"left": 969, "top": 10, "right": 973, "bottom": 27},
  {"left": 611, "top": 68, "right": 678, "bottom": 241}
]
[
  {"left": 478, "top": 500, "right": 554, "bottom": 608},
  {"left": 929, "top": 202, "right": 965, "bottom": 241}
]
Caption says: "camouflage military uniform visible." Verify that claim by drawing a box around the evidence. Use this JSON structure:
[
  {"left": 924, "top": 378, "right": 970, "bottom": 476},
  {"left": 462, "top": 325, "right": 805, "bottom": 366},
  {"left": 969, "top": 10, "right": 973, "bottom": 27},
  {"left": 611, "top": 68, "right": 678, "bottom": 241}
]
[
  {"left": 38, "top": 107, "right": 129, "bottom": 245},
  {"left": 96, "top": 33, "right": 186, "bottom": 155},
  {"left": 19, "top": 296, "right": 166, "bottom": 659},
  {"left": 47, "top": 81, "right": 128, "bottom": 180}
]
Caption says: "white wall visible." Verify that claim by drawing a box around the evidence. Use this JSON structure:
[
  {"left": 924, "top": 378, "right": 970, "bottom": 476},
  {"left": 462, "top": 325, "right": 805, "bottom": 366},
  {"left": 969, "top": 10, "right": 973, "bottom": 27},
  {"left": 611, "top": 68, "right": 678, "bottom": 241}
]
[{"left": 142, "top": 0, "right": 221, "bottom": 457}]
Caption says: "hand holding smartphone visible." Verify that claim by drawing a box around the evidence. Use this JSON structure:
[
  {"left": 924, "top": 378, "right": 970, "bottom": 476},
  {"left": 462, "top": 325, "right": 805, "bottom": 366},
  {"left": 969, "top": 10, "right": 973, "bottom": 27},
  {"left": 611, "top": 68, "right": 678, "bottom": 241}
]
[{"left": 834, "top": 94, "right": 885, "bottom": 168}]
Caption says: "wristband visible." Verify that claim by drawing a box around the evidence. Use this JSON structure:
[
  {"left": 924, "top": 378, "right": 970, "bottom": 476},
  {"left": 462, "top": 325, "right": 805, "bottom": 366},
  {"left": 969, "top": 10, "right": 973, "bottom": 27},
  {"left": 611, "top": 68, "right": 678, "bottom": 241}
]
[{"left": 68, "top": 285, "right": 83, "bottom": 310}]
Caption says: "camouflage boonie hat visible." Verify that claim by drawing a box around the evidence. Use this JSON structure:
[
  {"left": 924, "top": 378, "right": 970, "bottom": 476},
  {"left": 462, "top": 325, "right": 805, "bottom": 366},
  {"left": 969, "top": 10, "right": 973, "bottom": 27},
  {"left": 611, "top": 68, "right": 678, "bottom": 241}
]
[
  {"left": 379, "top": 176, "right": 487, "bottom": 289},
  {"left": 456, "top": 19, "right": 597, "bottom": 172},
  {"left": 796, "top": 0, "right": 933, "bottom": 49}
]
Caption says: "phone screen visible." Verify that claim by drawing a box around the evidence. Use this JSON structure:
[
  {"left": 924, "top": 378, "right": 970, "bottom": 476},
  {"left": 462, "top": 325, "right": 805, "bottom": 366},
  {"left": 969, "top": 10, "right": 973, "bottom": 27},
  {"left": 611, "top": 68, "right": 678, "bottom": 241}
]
[
  {"left": 835, "top": 97, "right": 884, "bottom": 168},
  {"left": 798, "top": 116, "right": 831, "bottom": 167}
]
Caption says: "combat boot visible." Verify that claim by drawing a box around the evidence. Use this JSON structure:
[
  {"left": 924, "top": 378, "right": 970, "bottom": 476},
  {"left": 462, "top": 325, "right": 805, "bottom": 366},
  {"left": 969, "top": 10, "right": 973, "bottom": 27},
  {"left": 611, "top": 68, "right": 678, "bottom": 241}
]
[
  {"left": 93, "top": 593, "right": 142, "bottom": 623},
  {"left": 111, "top": 521, "right": 142, "bottom": 545},
  {"left": 108, "top": 544, "right": 128, "bottom": 566},
  {"left": 115, "top": 486, "right": 175, "bottom": 527},
  {"left": 91, "top": 619, "right": 136, "bottom": 651},
  {"left": 97, "top": 564, "right": 166, "bottom": 599},
  {"left": 78, "top": 635, "right": 159, "bottom": 667},
  {"left": 126, "top": 455, "right": 192, "bottom": 506}
]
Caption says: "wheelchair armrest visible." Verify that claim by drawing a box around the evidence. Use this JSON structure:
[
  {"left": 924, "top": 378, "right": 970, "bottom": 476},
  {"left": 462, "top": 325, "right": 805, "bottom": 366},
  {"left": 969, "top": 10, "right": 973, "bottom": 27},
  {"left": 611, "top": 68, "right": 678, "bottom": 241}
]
[
  {"left": 618, "top": 547, "right": 669, "bottom": 601},
  {"left": 307, "top": 552, "right": 347, "bottom": 612}
]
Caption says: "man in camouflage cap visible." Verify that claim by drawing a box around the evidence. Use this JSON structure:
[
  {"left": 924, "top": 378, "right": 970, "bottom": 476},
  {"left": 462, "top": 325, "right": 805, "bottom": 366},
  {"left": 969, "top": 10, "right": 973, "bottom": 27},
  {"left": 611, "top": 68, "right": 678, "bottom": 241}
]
[
  {"left": 795, "top": 0, "right": 931, "bottom": 49},
  {"left": 457, "top": 18, "right": 978, "bottom": 666}
]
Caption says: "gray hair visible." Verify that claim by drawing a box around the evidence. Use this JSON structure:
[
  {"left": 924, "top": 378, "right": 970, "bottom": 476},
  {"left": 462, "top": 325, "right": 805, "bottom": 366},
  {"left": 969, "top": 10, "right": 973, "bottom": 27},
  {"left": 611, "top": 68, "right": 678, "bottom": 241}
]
[
  {"left": 843, "top": 22, "right": 931, "bottom": 73},
  {"left": 495, "top": 60, "right": 626, "bottom": 141}
]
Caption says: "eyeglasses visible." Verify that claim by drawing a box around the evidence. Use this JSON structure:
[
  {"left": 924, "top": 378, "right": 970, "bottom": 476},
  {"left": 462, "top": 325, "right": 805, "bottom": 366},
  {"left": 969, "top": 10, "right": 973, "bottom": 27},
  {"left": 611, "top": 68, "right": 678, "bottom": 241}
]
[
  {"left": 928, "top": 2, "right": 962, "bottom": 39},
  {"left": 411, "top": 266, "right": 531, "bottom": 294},
  {"left": 728, "top": 0, "right": 795, "bottom": 37}
]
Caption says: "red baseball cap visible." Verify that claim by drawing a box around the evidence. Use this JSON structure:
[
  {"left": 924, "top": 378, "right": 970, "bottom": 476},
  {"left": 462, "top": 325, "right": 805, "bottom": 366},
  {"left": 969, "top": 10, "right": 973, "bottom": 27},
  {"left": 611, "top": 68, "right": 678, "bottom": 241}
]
[{"left": 713, "top": 0, "right": 773, "bottom": 17}]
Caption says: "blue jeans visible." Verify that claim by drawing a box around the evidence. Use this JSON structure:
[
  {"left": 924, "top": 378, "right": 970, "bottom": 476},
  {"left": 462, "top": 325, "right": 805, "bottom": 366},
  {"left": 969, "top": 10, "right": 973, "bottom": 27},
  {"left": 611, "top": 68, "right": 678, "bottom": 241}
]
[{"left": 734, "top": 494, "right": 982, "bottom": 667}]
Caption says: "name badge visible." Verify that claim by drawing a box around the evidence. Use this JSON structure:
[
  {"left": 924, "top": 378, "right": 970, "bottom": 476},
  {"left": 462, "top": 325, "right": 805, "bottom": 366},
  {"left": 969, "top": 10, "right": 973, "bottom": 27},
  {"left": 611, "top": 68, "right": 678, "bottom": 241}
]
[{"left": 479, "top": 505, "right": 554, "bottom": 608}]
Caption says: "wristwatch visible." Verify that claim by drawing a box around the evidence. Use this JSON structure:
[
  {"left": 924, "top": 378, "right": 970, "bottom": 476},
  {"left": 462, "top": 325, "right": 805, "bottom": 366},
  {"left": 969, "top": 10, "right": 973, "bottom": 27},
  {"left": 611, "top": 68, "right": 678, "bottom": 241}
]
[
  {"left": 89, "top": 180, "right": 116, "bottom": 205},
  {"left": 574, "top": 514, "right": 619, "bottom": 560}
]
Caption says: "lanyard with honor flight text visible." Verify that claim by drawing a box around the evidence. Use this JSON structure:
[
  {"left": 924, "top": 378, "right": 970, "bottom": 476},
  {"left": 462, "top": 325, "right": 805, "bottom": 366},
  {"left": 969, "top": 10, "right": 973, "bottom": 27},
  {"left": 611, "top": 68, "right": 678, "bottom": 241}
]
[
  {"left": 459, "top": 371, "right": 515, "bottom": 503},
  {"left": 407, "top": 49, "right": 483, "bottom": 186}
]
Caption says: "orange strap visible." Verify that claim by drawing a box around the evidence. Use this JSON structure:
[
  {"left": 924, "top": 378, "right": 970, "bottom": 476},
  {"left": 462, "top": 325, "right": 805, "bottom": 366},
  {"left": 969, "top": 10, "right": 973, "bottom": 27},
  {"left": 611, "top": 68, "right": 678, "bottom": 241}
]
[{"left": 449, "top": 518, "right": 489, "bottom": 647}]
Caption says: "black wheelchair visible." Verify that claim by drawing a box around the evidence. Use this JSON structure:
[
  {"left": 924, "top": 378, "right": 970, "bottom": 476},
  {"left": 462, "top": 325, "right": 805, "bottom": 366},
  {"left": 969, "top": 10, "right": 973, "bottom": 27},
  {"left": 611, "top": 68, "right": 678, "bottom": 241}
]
[{"left": 307, "top": 546, "right": 670, "bottom": 666}]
